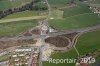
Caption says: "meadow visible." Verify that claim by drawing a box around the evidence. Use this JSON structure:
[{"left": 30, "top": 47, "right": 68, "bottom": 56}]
[
  {"left": 49, "top": 13, "right": 100, "bottom": 30},
  {"left": 63, "top": 4, "right": 92, "bottom": 18},
  {"left": 43, "top": 49, "right": 77, "bottom": 66},
  {"left": 3, "top": 11, "right": 39, "bottom": 19},
  {"left": 0, "top": 19, "right": 37, "bottom": 36},
  {"left": 76, "top": 30, "right": 100, "bottom": 65},
  {"left": 0, "top": 0, "right": 32, "bottom": 10},
  {"left": 76, "top": 30, "right": 100, "bottom": 55}
]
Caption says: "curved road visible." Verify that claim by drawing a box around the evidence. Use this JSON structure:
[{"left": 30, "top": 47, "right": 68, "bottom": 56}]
[
  {"left": 0, "top": 25, "right": 100, "bottom": 42},
  {"left": 0, "top": 0, "right": 100, "bottom": 65}
]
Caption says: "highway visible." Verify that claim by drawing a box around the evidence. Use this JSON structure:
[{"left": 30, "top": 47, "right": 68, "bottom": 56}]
[
  {"left": 0, "top": 24, "right": 100, "bottom": 42},
  {"left": 48, "top": 24, "right": 100, "bottom": 37},
  {"left": 0, "top": 0, "right": 100, "bottom": 66}
]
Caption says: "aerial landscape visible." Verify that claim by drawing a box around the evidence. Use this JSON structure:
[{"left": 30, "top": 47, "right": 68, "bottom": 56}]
[{"left": 0, "top": 0, "right": 100, "bottom": 66}]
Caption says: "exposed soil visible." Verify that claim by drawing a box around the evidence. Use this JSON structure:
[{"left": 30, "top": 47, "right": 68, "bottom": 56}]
[
  {"left": 0, "top": 39, "right": 37, "bottom": 50},
  {"left": 17, "top": 39, "right": 37, "bottom": 44},
  {"left": 45, "top": 32, "right": 79, "bottom": 47},
  {"left": 31, "top": 29, "right": 41, "bottom": 35},
  {"left": 45, "top": 36, "right": 69, "bottom": 47},
  {"left": 23, "top": 31, "right": 32, "bottom": 36},
  {"left": 61, "top": 32, "right": 79, "bottom": 41},
  {"left": 0, "top": 41, "right": 18, "bottom": 49}
]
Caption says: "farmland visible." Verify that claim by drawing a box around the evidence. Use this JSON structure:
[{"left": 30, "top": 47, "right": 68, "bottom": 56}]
[
  {"left": 50, "top": 9, "right": 64, "bottom": 19},
  {"left": 86, "top": 0, "right": 100, "bottom": 4},
  {"left": 49, "top": 13, "right": 100, "bottom": 30},
  {"left": 47, "top": 0, "right": 69, "bottom": 7},
  {"left": 0, "top": 19, "right": 37, "bottom": 36},
  {"left": 76, "top": 30, "right": 100, "bottom": 55},
  {"left": 0, "top": 0, "right": 100, "bottom": 66},
  {"left": 63, "top": 4, "right": 92, "bottom": 18},
  {"left": 43, "top": 49, "right": 77, "bottom": 66},
  {"left": 0, "top": 0, "right": 32, "bottom": 10},
  {"left": 2, "top": 11, "right": 39, "bottom": 19},
  {"left": 76, "top": 30, "right": 100, "bottom": 65}
]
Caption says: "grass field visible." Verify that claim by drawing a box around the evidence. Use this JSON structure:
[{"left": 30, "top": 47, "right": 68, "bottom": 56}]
[
  {"left": 43, "top": 49, "right": 77, "bottom": 66},
  {"left": 0, "top": 19, "right": 37, "bottom": 36},
  {"left": 77, "top": 0, "right": 100, "bottom": 4},
  {"left": 87, "top": 0, "right": 100, "bottom": 4},
  {"left": 3, "top": 11, "right": 39, "bottom": 19},
  {"left": 63, "top": 4, "right": 92, "bottom": 18},
  {"left": 90, "top": 4, "right": 100, "bottom": 7},
  {"left": 47, "top": 0, "right": 71, "bottom": 7},
  {"left": 48, "top": 0, "right": 67, "bottom": 5},
  {"left": 50, "top": 9, "right": 64, "bottom": 19},
  {"left": 0, "top": 0, "right": 32, "bottom": 10},
  {"left": 76, "top": 30, "right": 100, "bottom": 55},
  {"left": 0, "top": 54, "right": 9, "bottom": 61},
  {"left": 49, "top": 13, "right": 100, "bottom": 30},
  {"left": 76, "top": 30, "right": 100, "bottom": 65}
]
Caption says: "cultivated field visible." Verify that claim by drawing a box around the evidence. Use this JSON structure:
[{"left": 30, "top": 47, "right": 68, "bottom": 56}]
[
  {"left": 3, "top": 11, "right": 39, "bottom": 19},
  {"left": 43, "top": 49, "right": 77, "bottom": 66},
  {"left": 76, "top": 30, "right": 100, "bottom": 65},
  {"left": 49, "top": 13, "right": 100, "bottom": 30},
  {"left": 63, "top": 4, "right": 92, "bottom": 18},
  {"left": 0, "top": 0, "right": 32, "bottom": 10},
  {"left": 0, "top": 19, "right": 37, "bottom": 36},
  {"left": 76, "top": 30, "right": 100, "bottom": 54},
  {"left": 47, "top": 0, "right": 69, "bottom": 7}
]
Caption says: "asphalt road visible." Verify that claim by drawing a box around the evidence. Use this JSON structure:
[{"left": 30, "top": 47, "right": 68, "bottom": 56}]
[
  {"left": 0, "top": 0, "right": 100, "bottom": 65},
  {"left": 0, "top": 25, "right": 100, "bottom": 42}
]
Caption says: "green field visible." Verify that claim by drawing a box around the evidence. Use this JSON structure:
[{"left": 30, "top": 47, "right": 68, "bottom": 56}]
[
  {"left": 76, "top": 30, "right": 100, "bottom": 55},
  {"left": 3, "top": 11, "right": 39, "bottom": 19},
  {"left": 76, "top": 30, "right": 100, "bottom": 65},
  {"left": 47, "top": 0, "right": 71, "bottom": 7},
  {"left": 77, "top": 0, "right": 100, "bottom": 4},
  {"left": 50, "top": 9, "right": 64, "bottom": 19},
  {"left": 43, "top": 49, "right": 77, "bottom": 66},
  {"left": 90, "top": 4, "right": 100, "bottom": 7},
  {"left": 49, "top": 13, "right": 100, "bottom": 30},
  {"left": 0, "top": 0, "right": 32, "bottom": 10},
  {"left": 87, "top": 0, "right": 100, "bottom": 4},
  {"left": 63, "top": 4, "right": 92, "bottom": 18},
  {"left": 0, "top": 54, "right": 9, "bottom": 61},
  {"left": 48, "top": 0, "right": 67, "bottom": 5},
  {"left": 0, "top": 19, "right": 37, "bottom": 36}
]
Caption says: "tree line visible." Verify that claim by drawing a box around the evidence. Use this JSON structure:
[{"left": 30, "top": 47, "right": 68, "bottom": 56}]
[{"left": 0, "top": 0, "right": 48, "bottom": 19}]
